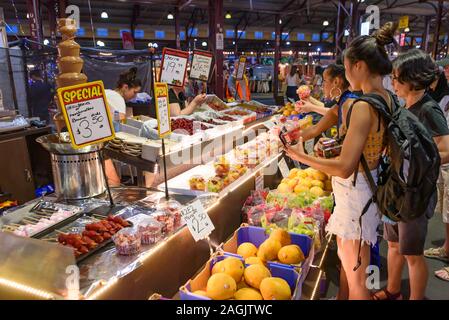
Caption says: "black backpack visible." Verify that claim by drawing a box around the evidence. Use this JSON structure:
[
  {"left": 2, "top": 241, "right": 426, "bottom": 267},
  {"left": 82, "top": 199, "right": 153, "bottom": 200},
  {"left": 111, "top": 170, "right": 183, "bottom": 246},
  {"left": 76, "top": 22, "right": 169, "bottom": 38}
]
[{"left": 347, "top": 92, "right": 440, "bottom": 224}]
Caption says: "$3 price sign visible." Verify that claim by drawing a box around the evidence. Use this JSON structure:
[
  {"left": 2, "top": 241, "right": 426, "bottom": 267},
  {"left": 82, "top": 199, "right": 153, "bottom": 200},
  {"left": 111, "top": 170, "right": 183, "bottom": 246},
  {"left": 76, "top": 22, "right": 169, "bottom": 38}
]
[{"left": 180, "top": 200, "right": 215, "bottom": 242}]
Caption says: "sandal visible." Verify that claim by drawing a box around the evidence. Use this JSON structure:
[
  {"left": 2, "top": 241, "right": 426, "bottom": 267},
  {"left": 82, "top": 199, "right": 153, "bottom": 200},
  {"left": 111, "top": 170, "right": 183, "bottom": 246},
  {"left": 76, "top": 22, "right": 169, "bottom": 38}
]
[
  {"left": 435, "top": 267, "right": 449, "bottom": 282},
  {"left": 372, "top": 288, "right": 403, "bottom": 300},
  {"left": 424, "top": 247, "right": 449, "bottom": 263}
]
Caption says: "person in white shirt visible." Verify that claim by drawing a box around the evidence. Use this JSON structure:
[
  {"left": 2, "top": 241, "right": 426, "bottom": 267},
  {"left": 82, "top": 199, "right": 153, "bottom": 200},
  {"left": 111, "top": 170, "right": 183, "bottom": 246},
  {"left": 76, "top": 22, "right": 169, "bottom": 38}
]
[
  {"left": 104, "top": 67, "right": 142, "bottom": 187},
  {"left": 285, "top": 65, "right": 301, "bottom": 101}
]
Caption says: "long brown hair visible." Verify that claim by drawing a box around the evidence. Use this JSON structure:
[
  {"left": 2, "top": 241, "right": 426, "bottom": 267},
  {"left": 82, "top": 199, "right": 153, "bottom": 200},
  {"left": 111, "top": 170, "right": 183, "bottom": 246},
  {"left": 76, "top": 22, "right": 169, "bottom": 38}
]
[{"left": 289, "top": 65, "right": 298, "bottom": 77}]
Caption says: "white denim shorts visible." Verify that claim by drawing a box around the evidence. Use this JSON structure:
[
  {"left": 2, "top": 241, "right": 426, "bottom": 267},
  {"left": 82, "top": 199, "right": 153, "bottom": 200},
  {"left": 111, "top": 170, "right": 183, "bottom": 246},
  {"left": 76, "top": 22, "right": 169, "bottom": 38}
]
[
  {"left": 440, "top": 165, "right": 449, "bottom": 224},
  {"left": 326, "top": 170, "right": 381, "bottom": 246}
]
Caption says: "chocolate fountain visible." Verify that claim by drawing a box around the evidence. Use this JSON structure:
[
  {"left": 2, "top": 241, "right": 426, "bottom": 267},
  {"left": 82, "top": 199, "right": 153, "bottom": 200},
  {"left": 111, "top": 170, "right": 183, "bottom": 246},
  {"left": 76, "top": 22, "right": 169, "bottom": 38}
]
[{"left": 37, "top": 18, "right": 106, "bottom": 200}]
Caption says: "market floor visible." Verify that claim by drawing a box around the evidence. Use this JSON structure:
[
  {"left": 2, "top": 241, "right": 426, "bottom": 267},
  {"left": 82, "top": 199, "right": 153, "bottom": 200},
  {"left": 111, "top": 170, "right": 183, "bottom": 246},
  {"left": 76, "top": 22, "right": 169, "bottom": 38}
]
[{"left": 323, "top": 211, "right": 449, "bottom": 300}]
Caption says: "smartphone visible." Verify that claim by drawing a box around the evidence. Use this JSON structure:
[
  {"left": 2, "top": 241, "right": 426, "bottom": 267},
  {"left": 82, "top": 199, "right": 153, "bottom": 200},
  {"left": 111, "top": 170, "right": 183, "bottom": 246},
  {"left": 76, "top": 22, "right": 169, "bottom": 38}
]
[{"left": 279, "top": 127, "right": 288, "bottom": 148}]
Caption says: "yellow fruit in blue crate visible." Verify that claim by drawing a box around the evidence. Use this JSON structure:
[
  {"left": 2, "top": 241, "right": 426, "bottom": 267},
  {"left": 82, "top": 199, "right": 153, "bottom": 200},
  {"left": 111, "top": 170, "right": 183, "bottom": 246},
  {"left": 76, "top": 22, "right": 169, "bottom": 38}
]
[
  {"left": 311, "top": 179, "right": 324, "bottom": 189},
  {"left": 212, "top": 260, "right": 225, "bottom": 275},
  {"left": 257, "top": 238, "right": 282, "bottom": 262},
  {"left": 245, "top": 256, "right": 265, "bottom": 266},
  {"left": 237, "top": 242, "right": 258, "bottom": 260},
  {"left": 310, "top": 186, "right": 324, "bottom": 197},
  {"left": 277, "top": 245, "right": 305, "bottom": 264},
  {"left": 220, "top": 257, "right": 245, "bottom": 283},
  {"left": 244, "top": 264, "right": 272, "bottom": 289},
  {"left": 193, "top": 290, "right": 209, "bottom": 298},
  {"left": 260, "top": 277, "right": 292, "bottom": 300},
  {"left": 206, "top": 273, "right": 237, "bottom": 300},
  {"left": 237, "top": 280, "right": 249, "bottom": 290},
  {"left": 269, "top": 228, "right": 291, "bottom": 247},
  {"left": 234, "top": 287, "right": 263, "bottom": 300}
]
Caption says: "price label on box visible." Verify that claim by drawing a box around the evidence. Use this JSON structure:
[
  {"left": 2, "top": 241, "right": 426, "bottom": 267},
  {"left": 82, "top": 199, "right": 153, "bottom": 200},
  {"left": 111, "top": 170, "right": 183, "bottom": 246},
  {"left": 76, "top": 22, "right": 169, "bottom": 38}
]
[
  {"left": 159, "top": 48, "right": 189, "bottom": 87},
  {"left": 180, "top": 200, "right": 215, "bottom": 242},
  {"left": 236, "top": 56, "right": 247, "bottom": 81},
  {"left": 305, "top": 139, "right": 315, "bottom": 155},
  {"left": 189, "top": 50, "right": 213, "bottom": 82},
  {"left": 57, "top": 81, "right": 115, "bottom": 149},
  {"left": 278, "top": 158, "right": 290, "bottom": 178},
  {"left": 154, "top": 82, "right": 171, "bottom": 138}
]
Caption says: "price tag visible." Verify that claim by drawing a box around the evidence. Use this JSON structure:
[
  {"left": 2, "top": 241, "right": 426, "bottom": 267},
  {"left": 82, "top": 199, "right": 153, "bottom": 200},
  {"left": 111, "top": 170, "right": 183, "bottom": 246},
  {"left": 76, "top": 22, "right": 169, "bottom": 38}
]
[
  {"left": 57, "top": 81, "right": 115, "bottom": 149},
  {"left": 159, "top": 48, "right": 189, "bottom": 87},
  {"left": 305, "top": 139, "right": 315, "bottom": 155},
  {"left": 398, "top": 16, "right": 409, "bottom": 29},
  {"left": 180, "top": 200, "right": 215, "bottom": 242},
  {"left": 236, "top": 56, "right": 247, "bottom": 80},
  {"left": 216, "top": 33, "right": 224, "bottom": 50},
  {"left": 255, "top": 171, "right": 264, "bottom": 191},
  {"left": 189, "top": 50, "right": 213, "bottom": 82},
  {"left": 154, "top": 82, "right": 171, "bottom": 138},
  {"left": 278, "top": 158, "right": 290, "bottom": 178},
  {"left": 264, "top": 120, "right": 275, "bottom": 129}
]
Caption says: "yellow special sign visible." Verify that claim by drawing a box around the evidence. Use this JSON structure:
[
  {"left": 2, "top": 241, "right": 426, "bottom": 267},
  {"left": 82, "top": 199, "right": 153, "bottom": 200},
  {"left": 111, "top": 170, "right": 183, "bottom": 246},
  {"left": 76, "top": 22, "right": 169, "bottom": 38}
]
[
  {"left": 61, "top": 85, "right": 103, "bottom": 104},
  {"left": 57, "top": 80, "right": 115, "bottom": 149}
]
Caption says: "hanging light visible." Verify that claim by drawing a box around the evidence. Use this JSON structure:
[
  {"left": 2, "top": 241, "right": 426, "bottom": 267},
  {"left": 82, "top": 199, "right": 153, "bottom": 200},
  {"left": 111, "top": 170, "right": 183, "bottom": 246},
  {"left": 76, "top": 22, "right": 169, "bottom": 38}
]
[
  {"left": 232, "top": 41, "right": 235, "bottom": 45},
  {"left": 289, "top": 50, "right": 293, "bottom": 55},
  {"left": 201, "top": 41, "right": 207, "bottom": 47},
  {"left": 43, "top": 39, "right": 49, "bottom": 45},
  {"left": 308, "top": 43, "right": 312, "bottom": 47},
  {"left": 404, "top": 27, "right": 410, "bottom": 33},
  {"left": 101, "top": 11, "right": 108, "bottom": 19},
  {"left": 167, "top": 12, "right": 174, "bottom": 20},
  {"left": 225, "top": 11, "right": 232, "bottom": 19},
  {"left": 286, "top": 41, "right": 291, "bottom": 45},
  {"left": 279, "top": 19, "right": 282, "bottom": 24},
  {"left": 97, "top": 40, "right": 105, "bottom": 47},
  {"left": 266, "top": 41, "right": 270, "bottom": 45},
  {"left": 317, "top": 47, "right": 321, "bottom": 52},
  {"left": 194, "top": 38, "right": 197, "bottom": 42},
  {"left": 152, "top": 43, "right": 158, "bottom": 48},
  {"left": 323, "top": 20, "right": 329, "bottom": 26},
  {"left": 250, "top": 51, "right": 254, "bottom": 55}
]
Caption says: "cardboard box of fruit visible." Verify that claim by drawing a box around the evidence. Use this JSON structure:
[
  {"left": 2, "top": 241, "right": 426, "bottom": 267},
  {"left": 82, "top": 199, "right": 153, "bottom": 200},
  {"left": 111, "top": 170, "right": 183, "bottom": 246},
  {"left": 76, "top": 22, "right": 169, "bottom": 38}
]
[{"left": 179, "top": 252, "right": 301, "bottom": 300}]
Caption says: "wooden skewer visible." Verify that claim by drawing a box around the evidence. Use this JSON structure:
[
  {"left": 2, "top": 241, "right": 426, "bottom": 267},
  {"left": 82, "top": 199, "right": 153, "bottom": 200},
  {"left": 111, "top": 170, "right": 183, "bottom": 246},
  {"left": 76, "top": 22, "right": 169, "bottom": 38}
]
[
  {"left": 41, "top": 237, "right": 57, "bottom": 241},
  {"left": 91, "top": 214, "right": 105, "bottom": 220}
]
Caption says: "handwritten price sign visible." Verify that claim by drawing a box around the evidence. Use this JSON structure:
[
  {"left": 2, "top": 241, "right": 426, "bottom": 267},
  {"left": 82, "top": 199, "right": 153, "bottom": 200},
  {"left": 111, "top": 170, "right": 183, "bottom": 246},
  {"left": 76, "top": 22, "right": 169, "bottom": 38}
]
[
  {"left": 180, "top": 200, "right": 215, "bottom": 242},
  {"left": 236, "top": 56, "right": 247, "bottom": 81},
  {"left": 154, "top": 82, "right": 171, "bottom": 138},
  {"left": 159, "top": 48, "right": 189, "bottom": 87},
  {"left": 57, "top": 81, "right": 114, "bottom": 148},
  {"left": 189, "top": 50, "right": 213, "bottom": 82}
]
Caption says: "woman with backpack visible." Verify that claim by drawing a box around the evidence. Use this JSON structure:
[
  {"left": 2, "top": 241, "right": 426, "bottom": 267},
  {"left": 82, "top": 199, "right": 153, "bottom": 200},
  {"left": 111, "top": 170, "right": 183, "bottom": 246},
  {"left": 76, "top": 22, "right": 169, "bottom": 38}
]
[
  {"left": 372, "top": 49, "right": 449, "bottom": 299},
  {"left": 284, "top": 22, "right": 397, "bottom": 299}
]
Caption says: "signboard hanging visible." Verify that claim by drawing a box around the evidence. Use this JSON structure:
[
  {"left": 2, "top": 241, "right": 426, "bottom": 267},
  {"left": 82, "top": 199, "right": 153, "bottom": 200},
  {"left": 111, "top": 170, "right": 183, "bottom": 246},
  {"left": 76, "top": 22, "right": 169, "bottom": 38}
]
[
  {"left": 57, "top": 81, "right": 115, "bottom": 149},
  {"left": 159, "top": 48, "right": 189, "bottom": 87},
  {"left": 398, "top": 16, "right": 409, "bottom": 29},
  {"left": 121, "top": 31, "right": 135, "bottom": 50},
  {"left": 189, "top": 50, "right": 214, "bottom": 82},
  {"left": 154, "top": 82, "right": 171, "bottom": 138},
  {"left": 236, "top": 56, "right": 247, "bottom": 81}
]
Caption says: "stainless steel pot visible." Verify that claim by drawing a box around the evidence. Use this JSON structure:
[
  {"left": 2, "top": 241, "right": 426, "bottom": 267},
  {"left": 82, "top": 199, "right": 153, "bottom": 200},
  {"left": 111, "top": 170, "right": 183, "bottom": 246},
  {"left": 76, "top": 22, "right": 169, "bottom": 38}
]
[{"left": 37, "top": 133, "right": 106, "bottom": 199}]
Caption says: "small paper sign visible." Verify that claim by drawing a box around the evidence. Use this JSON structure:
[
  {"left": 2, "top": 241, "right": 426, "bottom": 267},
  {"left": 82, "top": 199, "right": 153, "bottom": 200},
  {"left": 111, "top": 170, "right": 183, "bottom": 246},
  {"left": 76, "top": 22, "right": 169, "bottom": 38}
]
[
  {"left": 236, "top": 56, "right": 247, "bottom": 80},
  {"left": 189, "top": 50, "right": 213, "bottom": 82},
  {"left": 263, "top": 120, "right": 275, "bottom": 129},
  {"left": 57, "top": 81, "right": 114, "bottom": 149},
  {"left": 278, "top": 158, "right": 290, "bottom": 178},
  {"left": 154, "top": 82, "right": 171, "bottom": 138},
  {"left": 159, "top": 48, "right": 189, "bottom": 87},
  {"left": 180, "top": 200, "right": 215, "bottom": 242},
  {"left": 216, "top": 33, "right": 224, "bottom": 50},
  {"left": 305, "top": 139, "right": 315, "bottom": 155},
  {"left": 255, "top": 171, "right": 264, "bottom": 191}
]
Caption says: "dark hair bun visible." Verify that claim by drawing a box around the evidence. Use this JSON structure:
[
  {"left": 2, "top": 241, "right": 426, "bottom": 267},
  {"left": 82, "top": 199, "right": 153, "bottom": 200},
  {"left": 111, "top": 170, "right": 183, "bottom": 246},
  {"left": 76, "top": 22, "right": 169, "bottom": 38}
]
[
  {"left": 117, "top": 67, "right": 142, "bottom": 89},
  {"left": 374, "top": 22, "right": 398, "bottom": 47}
]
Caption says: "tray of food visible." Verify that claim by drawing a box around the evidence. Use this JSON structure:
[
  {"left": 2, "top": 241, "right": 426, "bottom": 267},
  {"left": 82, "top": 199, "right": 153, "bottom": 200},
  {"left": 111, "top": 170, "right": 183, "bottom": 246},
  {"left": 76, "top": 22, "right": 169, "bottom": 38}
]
[
  {"left": 44, "top": 214, "right": 132, "bottom": 263},
  {"left": 0, "top": 201, "right": 83, "bottom": 239},
  {"left": 221, "top": 107, "right": 257, "bottom": 124}
]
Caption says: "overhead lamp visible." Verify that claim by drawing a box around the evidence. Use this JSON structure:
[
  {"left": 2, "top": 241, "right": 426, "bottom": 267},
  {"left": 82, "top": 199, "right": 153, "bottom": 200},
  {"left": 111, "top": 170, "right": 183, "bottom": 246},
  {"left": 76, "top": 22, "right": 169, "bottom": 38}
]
[
  {"left": 323, "top": 20, "right": 329, "bottom": 26},
  {"left": 26, "top": 13, "right": 30, "bottom": 19},
  {"left": 152, "top": 43, "right": 158, "bottom": 48},
  {"left": 344, "top": 29, "right": 350, "bottom": 36},
  {"left": 43, "top": 39, "right": 49, "bottom": 45},
  {"left": 148, "top": 42, "right": 153, "bottom": 47},
  {"left": 101, "top": 11, "right": 108, "bottom": 19},
  {"left": 279, "top": 19, "right": 282, "bottom": 24},
  {"left": 308, "top": 43, "right": 312, "bottom": 46},
  {"left": 232, "top": 41, "right": 235, "bottom": 45},
  {"left": 167, "top": 12, "right": 174, "bottom": 20},
  {"left": 286, "top": 41, "right": 291, "bottom": 45},
  {"left": 250, "top": 51, "right": 254, "bottom": 55},
  {"left": 266, "top": 41, "right": 270, "bottom": 45},
  {"left": 96, "top": 40, "right": 105, "bottom": 47},
  {"left": 289, "top": 50, "right": 293, "bottom": 55},
  {"left": 202, "top": 41, "right": 207, "bottom": 47},
  {"left": 404, "top": 27, "right": 410, "bottom": 33},
  {"left": 225, "top": 11, "right": 232, "bottom": 19},
  {"left": 194, "top": 38, "right": 197, "bottom": 42},
  {"left": 317, "top": 47, "right": 321, "bottom": 52}
]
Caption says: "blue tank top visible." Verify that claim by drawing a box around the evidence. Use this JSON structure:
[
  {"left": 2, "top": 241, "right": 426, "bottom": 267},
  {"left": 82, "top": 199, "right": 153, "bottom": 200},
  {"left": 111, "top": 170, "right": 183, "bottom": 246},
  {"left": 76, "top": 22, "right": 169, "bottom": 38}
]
[{"left": 337, "top": 90, "right": 361, "bottom": 138}]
